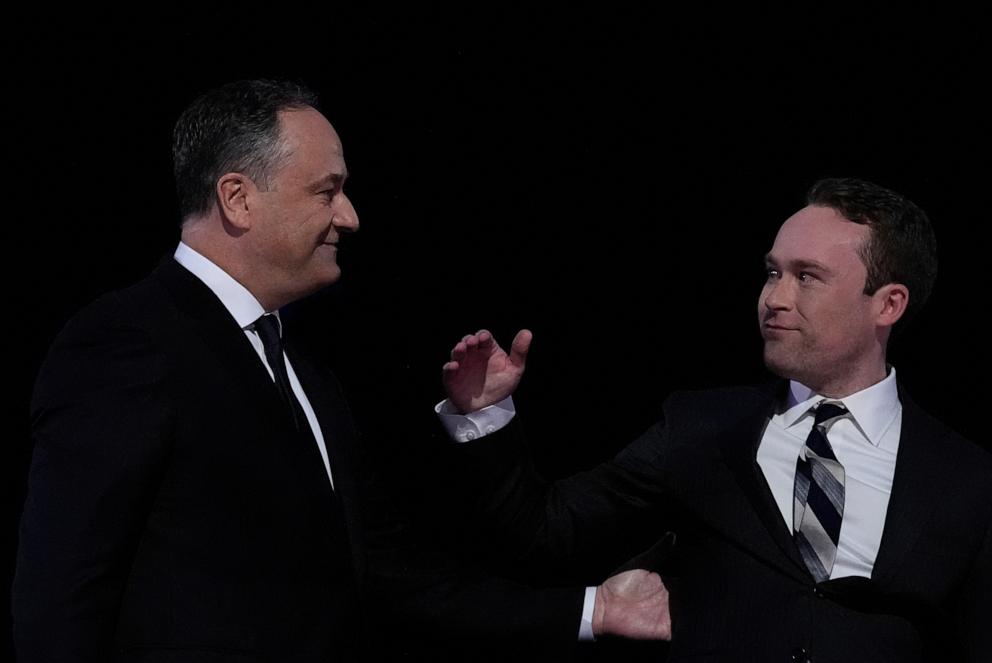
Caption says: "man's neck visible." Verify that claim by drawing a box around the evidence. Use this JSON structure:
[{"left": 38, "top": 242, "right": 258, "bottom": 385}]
[
  {"left": 180, "top": 225, "right": 272, "bottom": 308},
  {"left": 803, "top": 362, "right": 889, "bottom": 400}
]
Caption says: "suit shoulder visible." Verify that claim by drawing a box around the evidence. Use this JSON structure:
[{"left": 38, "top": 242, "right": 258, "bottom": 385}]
[
  {"left": 662, "top": 382, "right": 779, "bottom": 420},
  {"left": 908, "top": 401, "right": 992, "bottom": 476},
  {"left": 636, "top": 382, "right": 781, "bottom": 452},
  {"left": 54, "top": 267, "right": 174, "bottom": 340},
  {"left": 33, "top": 271, "right": 174, "bottom": 408}
]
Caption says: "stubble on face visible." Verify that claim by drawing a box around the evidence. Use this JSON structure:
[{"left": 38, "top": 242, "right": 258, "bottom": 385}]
[{"left": 758, "top": 205, "right": 885, "bottom": 396}]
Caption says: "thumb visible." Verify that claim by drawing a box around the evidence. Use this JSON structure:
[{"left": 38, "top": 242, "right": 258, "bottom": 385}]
[{"left": 508, "top": 329, "right": 533, "bottom": 367}]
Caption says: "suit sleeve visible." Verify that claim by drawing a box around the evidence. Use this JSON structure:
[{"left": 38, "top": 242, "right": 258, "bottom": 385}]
[
  {"left": 365, "top": 540, "right": 587, "bottom": 655},
  {"left": 355, "top": 405, "right": 680, "bottom": 655},
  {"left": 446, "top": 398, "right": 681, "bottom": 584},
  {"left": 13, "top": 296, "right": 174, "bottom": 662},
  {"left": 303, "top": 365, "right": 588, "bottom": 654}
]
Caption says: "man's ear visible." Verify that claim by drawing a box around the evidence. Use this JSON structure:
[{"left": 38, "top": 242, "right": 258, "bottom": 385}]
[
  {"left": 215, "top": 172, "right": 254, "bottom": 230},
  {"left": 874, "top": 282, "right": 910, "bottom": 329}
]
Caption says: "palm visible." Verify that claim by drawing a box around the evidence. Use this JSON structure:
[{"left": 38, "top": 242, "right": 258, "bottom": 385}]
[{"left": 442, "top": 329, "right": 531, "bottom": 414}]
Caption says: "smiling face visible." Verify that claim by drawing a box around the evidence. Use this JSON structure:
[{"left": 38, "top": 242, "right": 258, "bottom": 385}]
[
  {"left": 246, "top": 107, "right": 359, "bottom": 308},
  {"left": 758, "top": 205, "right": 888, "bottom": 396}
]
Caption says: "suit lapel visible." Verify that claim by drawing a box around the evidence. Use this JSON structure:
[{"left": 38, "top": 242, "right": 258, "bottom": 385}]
[
  {"left": 870, "top": 386, "right": 955, "bottom": 586},
  {"left": 152, "top": 258, "right": 346, "bottom": 522},
  {"left": 284, "top": 342, "right": 361, "bottom": 512},
  {"left": 701, "top": 379, "right": 961, "bottom": 588},
  {"left": 153, "top": 258, "right": 288, "bottom": 421},
  {"left": 716, "top": 382, "right": 811, "bottom": 583},
  {"left": 285, "top": 340, "right": 370, "bottom": 584}
]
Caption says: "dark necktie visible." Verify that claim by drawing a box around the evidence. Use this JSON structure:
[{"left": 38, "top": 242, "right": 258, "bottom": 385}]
[
  {"left": 793, "top": 400, "right": 848, "bottom": 583},
  {"left": 252, "top": 313, "right": 308, "bottom": 432}
]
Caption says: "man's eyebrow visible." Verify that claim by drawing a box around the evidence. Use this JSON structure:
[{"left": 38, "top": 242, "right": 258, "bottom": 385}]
[
  {"left": 308, "top": 171, "right": 348, "bottom": 191},
  {"left": 763, "top": 254, "right": 834, "bottom": 274}
]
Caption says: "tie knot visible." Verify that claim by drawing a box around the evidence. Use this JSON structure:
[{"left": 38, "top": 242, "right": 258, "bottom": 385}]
[
  {"left": 813, "top": 400, "right": 848, "bottom": 427},
  {"left": 253, "top": 313, "right": 283, "bottom": 354}
]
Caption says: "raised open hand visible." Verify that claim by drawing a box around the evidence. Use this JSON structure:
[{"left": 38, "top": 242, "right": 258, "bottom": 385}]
[{"left": 441, "top": 329, "right": 532, "bottom": 413}]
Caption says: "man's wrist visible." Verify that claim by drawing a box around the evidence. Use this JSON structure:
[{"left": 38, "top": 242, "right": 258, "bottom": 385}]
[{"left": 434, "top": 396, "right": 515, "bottom": 442}]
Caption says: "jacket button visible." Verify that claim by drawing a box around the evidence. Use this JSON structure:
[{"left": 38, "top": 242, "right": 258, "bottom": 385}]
[{"left": 790, "top": 647, "right": 810, "bottom": 662}]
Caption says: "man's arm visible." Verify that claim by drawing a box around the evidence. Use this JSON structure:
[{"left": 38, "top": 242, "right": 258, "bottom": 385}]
[
  {"left": 313, "top": 332, "right": 668, "bottom": 649},
  {"left": 440, "top": 329, "right": 676, "bottom": 641},
  {"left": 13, "top": 296, "right": 173, "bottom": 661},
  {"left": 361, "top": 495, "right": 671, "bottom": 647},
  {"left": 441, "top": 329, "right": 676, "bottom": 566}
]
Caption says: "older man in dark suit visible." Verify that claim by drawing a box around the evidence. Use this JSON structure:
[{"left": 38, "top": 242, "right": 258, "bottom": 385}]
[
  {"left": 439, "top": 178, "right": 991, "bottom": 661},
  {"left": 13, "top": 79, "right": 667, "bottom": 662}
]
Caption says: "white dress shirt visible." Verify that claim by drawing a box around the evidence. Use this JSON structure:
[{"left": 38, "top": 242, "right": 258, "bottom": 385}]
[
  {"left": 436, "top": 367, "right": 903, "bottom": 639},
  {"left": 757, "top": 367, "right": 901, "bottom": 579},
  {"left": 174, "top": 242, "right": 335, "bottom": 488}
]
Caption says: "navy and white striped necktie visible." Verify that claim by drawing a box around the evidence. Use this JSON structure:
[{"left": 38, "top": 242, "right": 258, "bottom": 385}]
[{"left": 793, "top": 401, "right": 848, "bottom": 583}]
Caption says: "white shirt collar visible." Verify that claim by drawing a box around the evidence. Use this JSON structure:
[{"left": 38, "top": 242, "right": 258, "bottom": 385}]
[
  {"left": 780, "top": 366, "right": 901, "bottom": 450},
  {"left": 173, "top": 241, "right": 279, "bottom": 333}
]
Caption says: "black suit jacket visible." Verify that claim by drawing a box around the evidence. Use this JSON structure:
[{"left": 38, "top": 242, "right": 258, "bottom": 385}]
[
  {"left": 454, "top": 382, "right": 992, "bottom": 662},
  {"left": 14, "top": 258, "right": 582, "bottom": 662}
]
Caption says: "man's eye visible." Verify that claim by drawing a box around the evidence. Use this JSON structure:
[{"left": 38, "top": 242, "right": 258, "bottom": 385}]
[{"left": 765, "top": 268, "right": 780, "bottom": 279}]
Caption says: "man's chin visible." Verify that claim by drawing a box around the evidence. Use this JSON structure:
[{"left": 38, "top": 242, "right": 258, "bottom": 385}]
[
  {"left": 762, "top": 349, "right": 798, "bottom": 380},
  {"left": 314, "top": 264, "right": 342, "bottom": 287},
  {"left": 290, "top": 269, "right": 342, "bottom": 304}
]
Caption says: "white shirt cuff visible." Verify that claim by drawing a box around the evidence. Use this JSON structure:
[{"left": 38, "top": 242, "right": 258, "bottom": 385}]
[
  {"left": 434, "top": 396, "right": 516, "bottom": 443},
  {"left": 578, "top": 586, "right": 597, "bottom": 641}
]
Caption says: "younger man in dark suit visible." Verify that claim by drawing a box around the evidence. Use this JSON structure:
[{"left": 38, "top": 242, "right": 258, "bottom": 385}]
[{"left": 439, "top": 178, "right": 991, "bottom": 661}]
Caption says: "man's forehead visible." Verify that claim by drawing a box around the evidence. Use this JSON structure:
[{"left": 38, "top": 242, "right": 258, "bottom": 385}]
[
  {"left": 775, "top": 206, "right": 867, "bottom": 246},
  {"left": 275, "top": 108, "right": 348, "bottom": 180},
  {"left": 766, "top": 205, "right": 869, "bottom": 266},
  {"left": 278, "top": 107, "right": 343, "bottom": 150}
]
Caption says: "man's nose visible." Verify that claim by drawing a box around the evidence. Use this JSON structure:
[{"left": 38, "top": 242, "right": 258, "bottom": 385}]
[
  {"left": 762, "top": 278, "right": 792, "bottom": 311},
  {"left": 333, "top": 195, "right": 360, "bottom": 233}
]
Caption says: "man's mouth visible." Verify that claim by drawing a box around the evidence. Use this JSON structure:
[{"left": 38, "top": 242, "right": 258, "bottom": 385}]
[{"left": 762, "top": 323, "right": 798, "bottom": 338}]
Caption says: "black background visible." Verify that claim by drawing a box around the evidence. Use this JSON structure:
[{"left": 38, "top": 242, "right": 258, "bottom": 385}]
[{"left": 8, "top": 6, "right": 988, "bottom": 659}]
